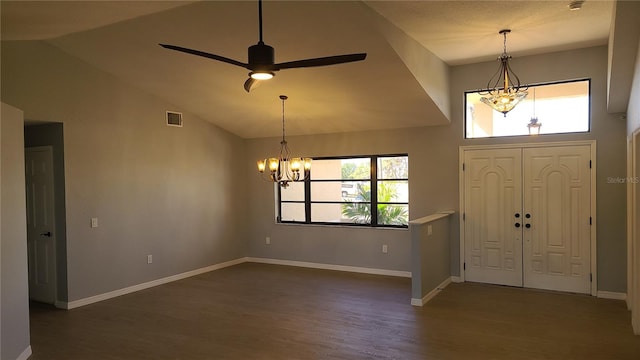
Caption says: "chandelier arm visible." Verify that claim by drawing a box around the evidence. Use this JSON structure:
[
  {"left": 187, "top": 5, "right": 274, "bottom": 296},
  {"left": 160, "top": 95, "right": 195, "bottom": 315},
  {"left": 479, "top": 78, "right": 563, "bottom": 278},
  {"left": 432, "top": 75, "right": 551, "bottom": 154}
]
[
  {"left": 483, "top": 63, "right": 504, "bottom": 93},
  {"left": 505, "top": 61, "right": 525, "bottom": 91}
]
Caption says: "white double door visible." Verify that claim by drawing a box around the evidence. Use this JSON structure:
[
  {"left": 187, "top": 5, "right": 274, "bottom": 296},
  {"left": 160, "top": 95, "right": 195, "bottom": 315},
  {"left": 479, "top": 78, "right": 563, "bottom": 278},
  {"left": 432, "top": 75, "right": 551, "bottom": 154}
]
[{"left": 463, "top": 145, "right": 592, "bottom": 294}]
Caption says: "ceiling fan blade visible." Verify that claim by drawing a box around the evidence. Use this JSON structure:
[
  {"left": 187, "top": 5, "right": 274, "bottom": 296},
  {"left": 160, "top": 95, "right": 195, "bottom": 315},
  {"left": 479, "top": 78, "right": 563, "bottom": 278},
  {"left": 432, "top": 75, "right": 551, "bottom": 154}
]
[
  {"left": 159, "top": 44, "right": 248, "bottom": 68},
  {"left": 274, "top": 53, "right": 367, "bottom": 70},
  {"left": 243, "top": 77, "right": 262, "bottom": 93}
]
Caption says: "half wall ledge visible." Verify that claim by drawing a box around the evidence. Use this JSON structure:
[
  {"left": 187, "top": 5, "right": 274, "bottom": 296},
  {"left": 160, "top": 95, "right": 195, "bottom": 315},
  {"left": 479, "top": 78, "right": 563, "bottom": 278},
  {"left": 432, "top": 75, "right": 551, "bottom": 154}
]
[{"left": 409, "top": 211, "right": 455, "bottom": 306}]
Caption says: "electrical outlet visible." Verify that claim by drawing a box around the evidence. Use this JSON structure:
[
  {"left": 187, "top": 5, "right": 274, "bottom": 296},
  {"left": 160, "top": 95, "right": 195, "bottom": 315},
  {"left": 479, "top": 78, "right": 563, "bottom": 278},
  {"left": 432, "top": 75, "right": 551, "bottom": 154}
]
[
  {"left": 427, "top": 225, "right": 433, "bottom": 236},
  {"left": 91, "top": 217, "right": 98, "bottom": 228},
  {"left": 266, "top": 237, "right": 271, "bottom": 245},
  {"left": 382, "top": 244, "right": 388, "bottom": 254},
  {"left": 147, "top": 255, "right": 153, "bottom": 264}
]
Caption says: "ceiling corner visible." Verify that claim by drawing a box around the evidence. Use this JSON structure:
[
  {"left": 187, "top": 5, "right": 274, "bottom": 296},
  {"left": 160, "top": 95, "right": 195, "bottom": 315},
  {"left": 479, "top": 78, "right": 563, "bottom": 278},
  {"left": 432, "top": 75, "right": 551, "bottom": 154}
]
[{"left": 607, "top": 0, "right": 640, "bottom": 114}]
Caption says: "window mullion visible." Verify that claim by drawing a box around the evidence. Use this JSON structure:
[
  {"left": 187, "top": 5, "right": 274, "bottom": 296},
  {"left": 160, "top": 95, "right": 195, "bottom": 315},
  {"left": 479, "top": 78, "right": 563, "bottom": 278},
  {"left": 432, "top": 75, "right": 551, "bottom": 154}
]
[
  {"left": 371, "top": 156, "right": 378, "bottom": 226},
  {"left": 276, "top": 184, "right": 282, "bottom": 222},
  {"left": 304, "top": 177, "right": 311, "bottom": 223}
]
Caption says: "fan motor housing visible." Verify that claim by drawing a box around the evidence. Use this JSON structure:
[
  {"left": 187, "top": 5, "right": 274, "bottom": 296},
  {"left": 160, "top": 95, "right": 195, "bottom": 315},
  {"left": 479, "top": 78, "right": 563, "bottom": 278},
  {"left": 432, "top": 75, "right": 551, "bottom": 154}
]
[{"left": 248, "top": 43, "right": 275, "bottom": 68}]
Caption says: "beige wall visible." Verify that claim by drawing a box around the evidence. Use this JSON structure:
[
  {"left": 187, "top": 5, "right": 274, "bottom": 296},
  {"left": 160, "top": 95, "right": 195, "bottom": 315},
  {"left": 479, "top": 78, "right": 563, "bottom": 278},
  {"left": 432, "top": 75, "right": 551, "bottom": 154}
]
[
  {"left": 626, "top": 32, "right": 640, "bottom": 334},
  {"left": 1, "top": 41, "right": 248, "bottom": 302},
  {"left": 1, "top": 102, "right": 31, "bottom": 360},
  {"left": 246, "top": 45, "right": 628, "bottom": 292}
]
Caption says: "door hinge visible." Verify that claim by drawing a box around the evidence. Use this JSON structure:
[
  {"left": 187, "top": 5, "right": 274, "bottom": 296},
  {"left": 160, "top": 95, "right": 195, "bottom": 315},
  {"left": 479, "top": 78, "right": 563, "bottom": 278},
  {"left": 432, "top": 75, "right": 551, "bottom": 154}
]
[
  {"left": 462, "top": 163, "right": 465, "bottom": 171},
  {"left": 463, "top": 262, "right": 466, "bottom": 271},
  {"left": 590, "top": 273, "right": 593, "bottom": 282},
  {"left": 589, "top": 217, "right": 592, "bottom": 225},
  {"left": 589, "top": 160, "right": 592, "bottom": 169},
  {"left": 463, "top": 213, "right": 465, "bottom": 221}
]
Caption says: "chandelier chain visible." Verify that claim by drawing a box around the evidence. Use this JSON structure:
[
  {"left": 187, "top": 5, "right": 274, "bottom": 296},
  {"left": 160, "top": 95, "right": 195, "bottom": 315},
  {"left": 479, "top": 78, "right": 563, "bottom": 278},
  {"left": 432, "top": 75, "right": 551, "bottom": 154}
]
[
  {"left": 503, "top": 31, "right": 507, "bottom": 55},
  {"left": 281, "top": 97, "right": 286, "bottom": 143}
]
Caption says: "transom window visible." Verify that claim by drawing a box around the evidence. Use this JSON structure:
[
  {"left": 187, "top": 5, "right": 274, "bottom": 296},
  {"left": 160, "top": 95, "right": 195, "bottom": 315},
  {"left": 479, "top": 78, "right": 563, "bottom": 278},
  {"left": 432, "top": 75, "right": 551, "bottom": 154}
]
[
  {"left": 465, "top": 79, "right": 590, "bottom": 138},
  {"left": 278, "top": 155, "right": 409, "bottom": 228}
]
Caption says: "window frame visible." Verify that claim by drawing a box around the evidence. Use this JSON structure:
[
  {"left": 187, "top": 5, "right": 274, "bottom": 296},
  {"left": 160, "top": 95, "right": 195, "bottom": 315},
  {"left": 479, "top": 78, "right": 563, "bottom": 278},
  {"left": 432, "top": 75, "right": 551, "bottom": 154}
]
[
  {"left": 464, "top": 78, "right": 592, "bottom": 139},
  {"left": 277, "top": 154, "right": 409, "bottom": 229}
]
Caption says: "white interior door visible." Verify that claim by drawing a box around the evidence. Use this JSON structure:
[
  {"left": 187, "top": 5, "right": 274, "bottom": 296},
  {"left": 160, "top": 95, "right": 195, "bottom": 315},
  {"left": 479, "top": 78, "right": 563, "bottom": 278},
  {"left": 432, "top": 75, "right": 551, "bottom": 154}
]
[
  {"left": 464, "top": 148, "right": 523, "bottom": 287},
  {"left": 463, "top": 144, "right": 592, "bottom": 294},
  {"left": 523, "top": 146, "right": 591, "bottom": 293},
  {"left": 25, "top": 146, "right": 57, "bottom": 303}
]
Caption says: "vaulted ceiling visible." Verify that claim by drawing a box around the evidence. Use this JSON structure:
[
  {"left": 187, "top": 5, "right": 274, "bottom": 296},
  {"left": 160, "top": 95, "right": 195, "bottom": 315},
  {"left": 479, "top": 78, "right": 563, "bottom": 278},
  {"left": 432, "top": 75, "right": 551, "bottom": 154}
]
[{"left": 1, "top": 1, "right": 637, "bottom": 138}]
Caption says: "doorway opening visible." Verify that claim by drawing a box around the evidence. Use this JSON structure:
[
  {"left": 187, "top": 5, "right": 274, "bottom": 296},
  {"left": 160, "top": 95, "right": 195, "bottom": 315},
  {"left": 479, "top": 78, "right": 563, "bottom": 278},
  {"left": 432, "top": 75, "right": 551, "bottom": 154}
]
[{"left": 24, "top": 122, "right": 68, "bottom": 307}]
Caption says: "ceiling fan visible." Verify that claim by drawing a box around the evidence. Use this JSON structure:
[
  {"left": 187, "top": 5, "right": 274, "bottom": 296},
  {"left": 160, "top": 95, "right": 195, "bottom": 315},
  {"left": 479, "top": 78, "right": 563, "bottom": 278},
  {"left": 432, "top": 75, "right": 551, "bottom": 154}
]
[{"left": 160, "top": 0, "right": 367, "bottom": 92}]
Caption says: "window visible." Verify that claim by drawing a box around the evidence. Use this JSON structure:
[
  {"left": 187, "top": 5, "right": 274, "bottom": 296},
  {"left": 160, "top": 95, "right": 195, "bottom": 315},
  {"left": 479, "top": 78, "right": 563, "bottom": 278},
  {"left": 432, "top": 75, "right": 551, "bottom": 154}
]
[
  {"left": 278, "top": 155, "right": 409, "bottom": 228},
  {"left": 465, "top": 79, "right": 590, "bottom": 138}
]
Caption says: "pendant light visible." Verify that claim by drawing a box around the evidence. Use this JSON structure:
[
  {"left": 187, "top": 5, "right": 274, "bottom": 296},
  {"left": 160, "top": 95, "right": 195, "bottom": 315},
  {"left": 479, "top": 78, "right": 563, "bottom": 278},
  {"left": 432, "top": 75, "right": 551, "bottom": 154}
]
[
  {"left": 480, "top": 29, "right": 528, "bottom": 116},
  {"left": 256, "top": 95, "right": 311, "bottom": 188},
  {"left": 527, "top": 88, "right": 542, "bottom": 135}
]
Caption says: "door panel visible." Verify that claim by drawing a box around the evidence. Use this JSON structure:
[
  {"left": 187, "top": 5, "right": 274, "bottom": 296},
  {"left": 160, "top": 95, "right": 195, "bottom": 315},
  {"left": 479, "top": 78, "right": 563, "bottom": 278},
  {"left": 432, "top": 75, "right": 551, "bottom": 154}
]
[
  {"left": 26, "top": 147, "right": 57, "bottom": 303},
  {"left": 523, "top": 146, "right": 591, "bottom": 293},
  {"left": 464, "top": 149, "right": 523, "bottom": 286}
]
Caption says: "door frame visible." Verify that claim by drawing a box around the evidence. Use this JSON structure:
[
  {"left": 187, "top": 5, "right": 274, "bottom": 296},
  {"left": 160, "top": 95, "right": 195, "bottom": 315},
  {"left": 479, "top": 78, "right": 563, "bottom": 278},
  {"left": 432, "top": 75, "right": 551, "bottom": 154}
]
[
  {"left": 629, "top": 129, "right": 640, "bottom": 333},
  {"left": 25, "top": 145, "right": 58, "bottom": 303},
  {"left": 459, "top": 140, "right": 597, "bottom": 296},
  {"left": 627, "top": 132, "right": 635, "bottom": 310}
]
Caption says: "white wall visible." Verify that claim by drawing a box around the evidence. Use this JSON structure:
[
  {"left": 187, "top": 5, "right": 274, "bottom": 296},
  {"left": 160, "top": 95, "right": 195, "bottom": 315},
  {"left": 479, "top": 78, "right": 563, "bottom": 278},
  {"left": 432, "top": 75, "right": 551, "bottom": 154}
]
[
  {"left": 1, "top": 102, "right": 31, "bottom": 360},
  {"left": 1, "top": 40, "right": 248, "bottom": 303}
]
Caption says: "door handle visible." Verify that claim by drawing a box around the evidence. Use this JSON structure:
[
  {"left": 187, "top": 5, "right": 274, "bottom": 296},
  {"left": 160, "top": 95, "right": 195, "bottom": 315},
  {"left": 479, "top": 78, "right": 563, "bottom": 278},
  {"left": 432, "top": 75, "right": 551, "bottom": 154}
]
[
  {"left": 514, "top": 213, "right": 520, "bottom": 218},
  {"left": 40, "top": 231, "right": 52, "bottom": 237},
  {"left": 525, "top": 224, "right": 531, "bottom": 229},
  {"left": 515, "top": 223, "right": 521, "bottom": 228}
]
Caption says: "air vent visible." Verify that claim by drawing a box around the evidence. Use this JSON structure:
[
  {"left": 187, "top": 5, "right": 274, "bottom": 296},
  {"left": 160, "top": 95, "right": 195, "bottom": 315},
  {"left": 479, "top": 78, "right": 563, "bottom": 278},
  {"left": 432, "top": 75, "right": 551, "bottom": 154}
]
[{"left": 166, "top": 111, "right": 183, "bottom": 127}]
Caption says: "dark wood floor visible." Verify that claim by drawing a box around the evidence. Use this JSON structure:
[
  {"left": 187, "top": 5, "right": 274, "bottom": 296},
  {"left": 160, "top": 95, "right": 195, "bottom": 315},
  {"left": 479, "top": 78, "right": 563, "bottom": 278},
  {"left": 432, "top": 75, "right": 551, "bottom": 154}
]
[{"left": 29, "top": 262, "right": 640, "bottom": 359}]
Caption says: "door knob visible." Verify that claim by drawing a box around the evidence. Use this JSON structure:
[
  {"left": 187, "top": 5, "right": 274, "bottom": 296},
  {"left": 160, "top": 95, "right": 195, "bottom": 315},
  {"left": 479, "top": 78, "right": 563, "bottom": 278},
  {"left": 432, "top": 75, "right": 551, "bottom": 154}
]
[
  {"left": 515, "top": 223, "right": 521, "bottom": 228},
  {"left": 525, "top": 224, "right": 531, "bottom": 229},
  {"left": 525, "top": 214, "right": 531, "bottom": 219},
  {"left": 40, "top": 231, "right": 52, "bottom": 237},
  {"left": 514, "top": 213, "right": 520, "bottom": 218}
]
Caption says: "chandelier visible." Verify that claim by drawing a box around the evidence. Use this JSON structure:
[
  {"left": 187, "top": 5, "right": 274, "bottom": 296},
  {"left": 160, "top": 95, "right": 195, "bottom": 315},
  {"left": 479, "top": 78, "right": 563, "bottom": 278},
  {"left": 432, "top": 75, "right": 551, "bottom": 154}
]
[
  {"left": 256, "top": 95, "right": 311, "bottom": 188},
  {"left": 480, "top": 29, "right": 528, "bottom": 116}
]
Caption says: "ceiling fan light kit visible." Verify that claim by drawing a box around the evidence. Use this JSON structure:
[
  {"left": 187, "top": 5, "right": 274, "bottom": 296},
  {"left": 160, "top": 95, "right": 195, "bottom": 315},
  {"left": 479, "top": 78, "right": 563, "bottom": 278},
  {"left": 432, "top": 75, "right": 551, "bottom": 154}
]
[
  {"left": 160, "top": 0, "right": 367, "bottom": 92},
  {"left": 249, "top": 71, "right": 274, "bottom": 80},
  {"left": 479, "top": 29, "right": 528, "bottom": 116}
]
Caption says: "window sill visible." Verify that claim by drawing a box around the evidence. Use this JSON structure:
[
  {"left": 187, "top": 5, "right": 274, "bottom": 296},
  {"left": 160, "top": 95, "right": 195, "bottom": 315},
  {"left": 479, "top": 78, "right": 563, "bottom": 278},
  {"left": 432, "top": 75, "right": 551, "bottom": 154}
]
[{"left": 275, "top": 222, "right": 409, "bottom": 231}]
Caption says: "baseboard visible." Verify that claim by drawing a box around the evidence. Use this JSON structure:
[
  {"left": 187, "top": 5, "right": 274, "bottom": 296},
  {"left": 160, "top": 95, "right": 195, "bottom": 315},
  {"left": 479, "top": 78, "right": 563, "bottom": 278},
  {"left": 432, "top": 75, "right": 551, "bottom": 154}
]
[
  {"left": 246, "top": 257, "right": 411, "bottom": 278},
  {"left": 17, "top": 346, "right": 32, "bottom": 360},
  {"left": 63, "top": 257, "right": 247, "bottom": 309},
  {"left": 451, "top": 276, "right": 463, "bottom": 283},
  {"left": 411, "top": 277, "right": 453, "bottom": 307},
  {"left": 597, "top": 291, "right": 627, "bottom": 300},
  {"left": 59, "top": 257, "right": 411, "bottom": 310}
]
